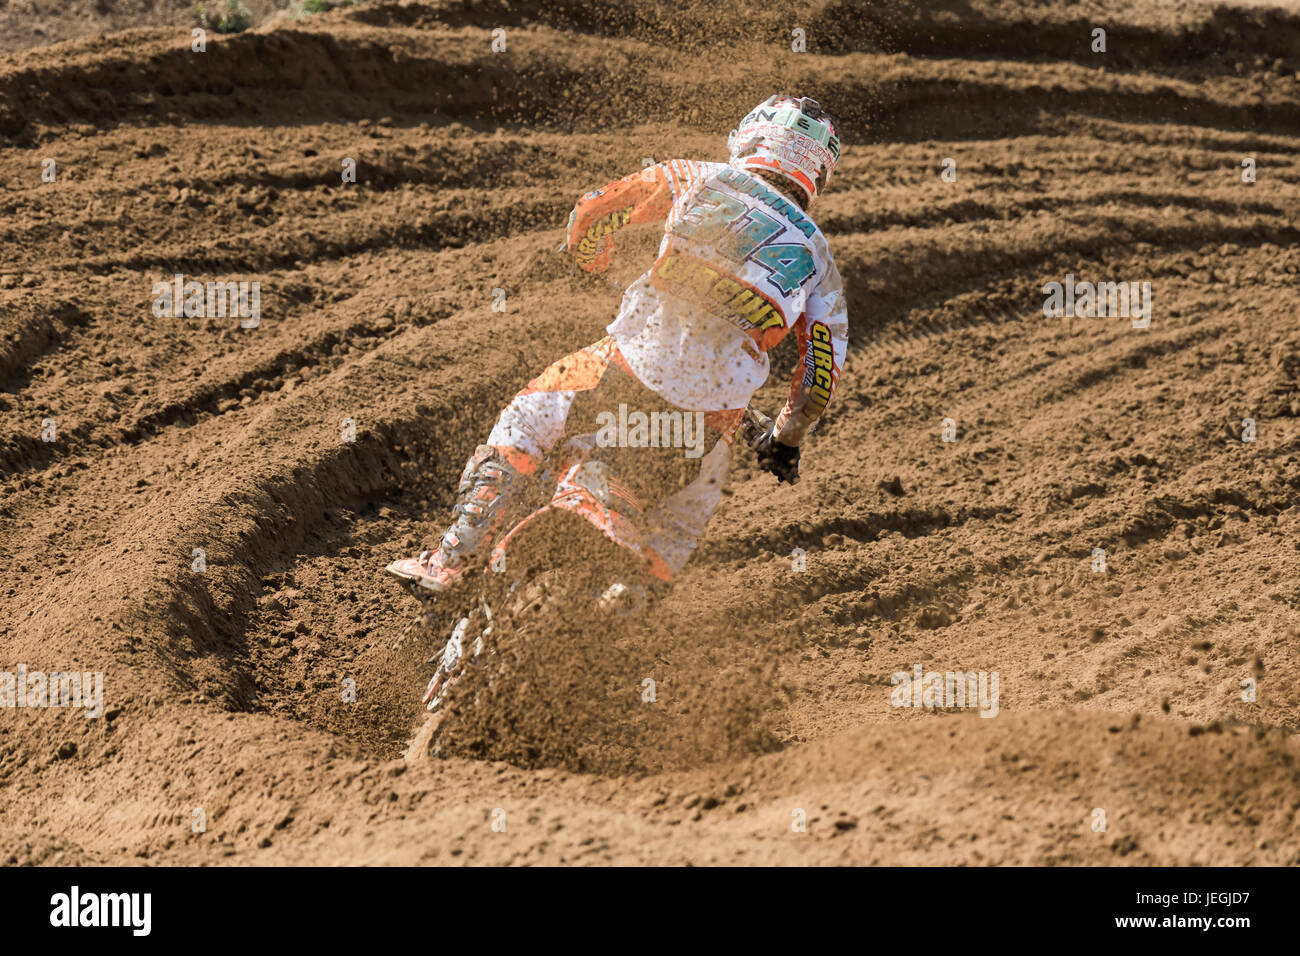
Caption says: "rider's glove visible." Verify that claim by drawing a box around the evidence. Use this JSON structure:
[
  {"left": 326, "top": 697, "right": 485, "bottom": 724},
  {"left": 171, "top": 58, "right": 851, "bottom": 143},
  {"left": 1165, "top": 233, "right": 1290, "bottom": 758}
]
[
  {"left": 754, "top": 428, "right": 801, "bottom": 484},
  {"left": 561, "top": 206, "right": 614, "bottom": 273}
]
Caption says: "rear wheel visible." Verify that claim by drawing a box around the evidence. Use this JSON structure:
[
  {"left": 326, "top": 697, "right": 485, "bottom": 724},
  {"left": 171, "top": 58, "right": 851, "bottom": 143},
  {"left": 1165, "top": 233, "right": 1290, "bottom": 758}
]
[
  {"left": 403, "top": 710, "right": 444, "bottom": 765},
  {"left": 405, "top": 508, "right": 655, "bottom": 761}
]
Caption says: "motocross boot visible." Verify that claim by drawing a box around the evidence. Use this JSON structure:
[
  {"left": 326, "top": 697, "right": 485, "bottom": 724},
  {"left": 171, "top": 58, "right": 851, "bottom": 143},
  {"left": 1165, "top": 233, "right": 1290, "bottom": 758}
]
[{"left": 386, "top": 445, "right": 528, "bottom": 597}]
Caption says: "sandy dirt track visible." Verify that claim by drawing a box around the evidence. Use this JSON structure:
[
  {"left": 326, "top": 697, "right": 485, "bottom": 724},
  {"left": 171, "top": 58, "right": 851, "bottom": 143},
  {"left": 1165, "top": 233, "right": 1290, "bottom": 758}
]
[{"left": 2, "top": 0, "right": 1300, "bottom": 865}]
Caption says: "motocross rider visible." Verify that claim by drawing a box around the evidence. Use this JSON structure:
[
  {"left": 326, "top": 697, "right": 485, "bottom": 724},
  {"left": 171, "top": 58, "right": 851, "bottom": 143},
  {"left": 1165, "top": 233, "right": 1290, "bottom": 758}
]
[{"left": 387, "top": 94, "right": 848, "bottom": 596}]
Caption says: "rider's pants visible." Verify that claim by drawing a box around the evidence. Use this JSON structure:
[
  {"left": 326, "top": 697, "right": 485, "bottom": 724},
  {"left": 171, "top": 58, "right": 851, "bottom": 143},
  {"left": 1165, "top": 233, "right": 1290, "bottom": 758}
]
[{"left": 487, "top": 336, "right": 743, "bottom": 577}]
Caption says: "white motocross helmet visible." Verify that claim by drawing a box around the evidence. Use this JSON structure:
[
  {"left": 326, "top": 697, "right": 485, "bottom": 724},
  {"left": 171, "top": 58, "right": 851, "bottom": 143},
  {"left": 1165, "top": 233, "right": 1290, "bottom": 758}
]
[{"left": 728, "top": 95, "right": 841, "bottom": 207}]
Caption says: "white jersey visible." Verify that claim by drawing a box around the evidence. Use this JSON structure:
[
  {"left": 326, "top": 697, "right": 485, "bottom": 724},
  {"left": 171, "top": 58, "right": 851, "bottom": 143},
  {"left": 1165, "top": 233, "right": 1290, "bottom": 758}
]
[{"left": 568, "top": 159, "right": 848, "bottom": 443}]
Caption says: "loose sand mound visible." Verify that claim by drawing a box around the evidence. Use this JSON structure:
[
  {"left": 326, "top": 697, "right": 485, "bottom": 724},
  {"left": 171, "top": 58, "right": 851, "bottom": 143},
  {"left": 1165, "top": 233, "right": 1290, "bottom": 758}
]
[{"left": 1, "top": 0, "right": 1298, "bottom": 864}]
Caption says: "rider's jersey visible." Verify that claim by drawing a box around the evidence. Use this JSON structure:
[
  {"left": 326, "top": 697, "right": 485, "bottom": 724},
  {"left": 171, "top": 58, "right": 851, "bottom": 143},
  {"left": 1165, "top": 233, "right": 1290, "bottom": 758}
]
[{"left": 565, "top": 159, "right": 848, "bottom": 445}]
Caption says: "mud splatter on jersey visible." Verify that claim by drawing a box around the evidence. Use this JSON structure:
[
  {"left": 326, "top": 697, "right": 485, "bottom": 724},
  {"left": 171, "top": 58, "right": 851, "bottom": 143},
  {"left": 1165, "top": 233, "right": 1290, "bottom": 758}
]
[{"left": 566, "top": 159, "right": 848, "bottom": 444}]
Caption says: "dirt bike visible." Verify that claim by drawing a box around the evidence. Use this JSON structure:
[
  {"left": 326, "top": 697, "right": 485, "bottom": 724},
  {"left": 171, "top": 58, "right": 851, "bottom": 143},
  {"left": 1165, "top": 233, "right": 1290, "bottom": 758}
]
[{"left": 402, "top": 406, "right": 779, "bottom": 764}]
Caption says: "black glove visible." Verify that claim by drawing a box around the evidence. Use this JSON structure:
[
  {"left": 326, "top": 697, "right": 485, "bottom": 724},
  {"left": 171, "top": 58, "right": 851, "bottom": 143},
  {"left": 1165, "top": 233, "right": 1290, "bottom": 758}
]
[{"left": 754, "top": 428, "right": 801, "bottom": 484}]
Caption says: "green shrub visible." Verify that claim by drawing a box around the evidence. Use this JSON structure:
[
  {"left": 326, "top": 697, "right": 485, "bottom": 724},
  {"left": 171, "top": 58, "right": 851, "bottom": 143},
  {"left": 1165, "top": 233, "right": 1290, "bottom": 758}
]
[
  {"left": 196, "top": 0, "right": 253, "bottom": 34},
  {"left": 291, "top": 0, "right": 357, "bottom": 18}
]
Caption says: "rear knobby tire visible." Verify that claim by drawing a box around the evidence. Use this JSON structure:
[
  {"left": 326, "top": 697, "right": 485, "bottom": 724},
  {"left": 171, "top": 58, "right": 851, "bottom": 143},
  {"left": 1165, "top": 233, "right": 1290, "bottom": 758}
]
[{"left": 404, "top": 710, "right": 445, "bottom": 765}]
